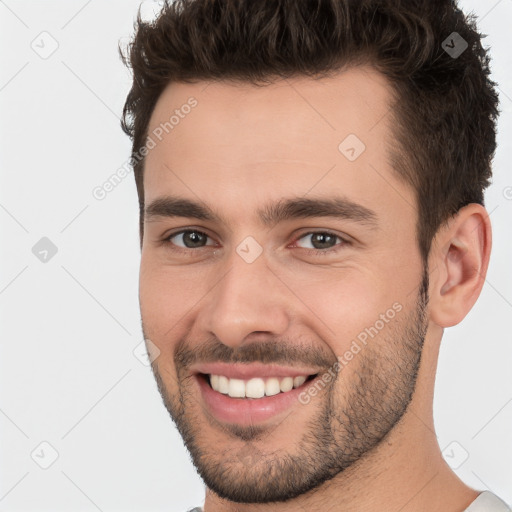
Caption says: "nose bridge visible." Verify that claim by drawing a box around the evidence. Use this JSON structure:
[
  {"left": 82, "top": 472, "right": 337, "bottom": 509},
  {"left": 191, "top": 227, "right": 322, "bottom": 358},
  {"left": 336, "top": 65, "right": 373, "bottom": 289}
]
[{"left": 197, "top": 247, "right": 290, "bottom": 348}]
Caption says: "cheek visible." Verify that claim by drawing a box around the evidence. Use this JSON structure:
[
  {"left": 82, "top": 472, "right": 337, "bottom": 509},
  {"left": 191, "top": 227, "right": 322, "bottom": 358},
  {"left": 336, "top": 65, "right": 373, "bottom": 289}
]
[
  {"left": 139, "top": 259, "right": 196, "bottom": 351},
  {"left": 296, "top": 268, "right": 405, "bottom": 354}
]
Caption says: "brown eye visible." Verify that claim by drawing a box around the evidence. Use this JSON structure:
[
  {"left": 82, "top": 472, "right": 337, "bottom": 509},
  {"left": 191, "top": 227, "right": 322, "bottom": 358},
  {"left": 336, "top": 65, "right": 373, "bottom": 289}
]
[
  {"left": 167, "top": 230, "right": 215, "bottom": 249},
  {"left": 295, "top": 232, "right": 343, "bottom": 251}
]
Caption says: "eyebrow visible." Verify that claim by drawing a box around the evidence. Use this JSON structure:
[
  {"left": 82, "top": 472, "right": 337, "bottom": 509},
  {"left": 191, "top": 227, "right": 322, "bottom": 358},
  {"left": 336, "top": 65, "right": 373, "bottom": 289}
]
[{"left": 144, "top": 195, "right": 378, "bottom": 229}]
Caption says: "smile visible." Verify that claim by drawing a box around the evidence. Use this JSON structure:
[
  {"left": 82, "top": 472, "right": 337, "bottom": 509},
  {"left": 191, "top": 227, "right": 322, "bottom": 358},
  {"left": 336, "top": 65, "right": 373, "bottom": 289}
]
[
  {"left": 191, "top": 363, "right": 322, "bottom": 425},
  {"left": 208, "top": 374, "right": 310, "bottom": 398}
]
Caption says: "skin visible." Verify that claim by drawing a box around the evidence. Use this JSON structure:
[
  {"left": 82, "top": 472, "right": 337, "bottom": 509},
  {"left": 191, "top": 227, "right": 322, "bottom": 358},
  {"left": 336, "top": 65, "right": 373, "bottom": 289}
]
[{"left": 138, "top": 67, "right": 492, "bottom": 511}]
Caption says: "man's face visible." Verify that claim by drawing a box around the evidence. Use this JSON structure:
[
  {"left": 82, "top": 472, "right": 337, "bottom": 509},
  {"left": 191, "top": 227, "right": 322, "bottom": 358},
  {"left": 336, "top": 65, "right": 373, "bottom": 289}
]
[{"left": 139, "top": 67, "right": 429, "bottom": 503}]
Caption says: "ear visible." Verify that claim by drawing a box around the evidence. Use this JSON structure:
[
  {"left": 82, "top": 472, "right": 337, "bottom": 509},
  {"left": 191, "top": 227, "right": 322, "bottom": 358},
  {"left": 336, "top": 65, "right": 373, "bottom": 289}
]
[{"left": 428, "top": 204, "right": 492, "bottom": 328}]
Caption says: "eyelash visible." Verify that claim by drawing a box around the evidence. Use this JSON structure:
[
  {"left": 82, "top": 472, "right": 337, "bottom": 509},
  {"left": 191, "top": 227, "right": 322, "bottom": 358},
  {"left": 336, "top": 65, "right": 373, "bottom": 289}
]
[{"left": 162, "top": 229, "right": 350, "bottom": 257}]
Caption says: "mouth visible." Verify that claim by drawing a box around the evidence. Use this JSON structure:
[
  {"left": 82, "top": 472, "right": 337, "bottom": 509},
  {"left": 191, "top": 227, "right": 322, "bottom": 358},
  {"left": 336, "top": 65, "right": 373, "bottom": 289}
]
[
  {"left": 200, "top": 373, "right": 317, "bottom": 398},
  {"left": 191, "top": 363, "right": 323, "bottom": 425}
]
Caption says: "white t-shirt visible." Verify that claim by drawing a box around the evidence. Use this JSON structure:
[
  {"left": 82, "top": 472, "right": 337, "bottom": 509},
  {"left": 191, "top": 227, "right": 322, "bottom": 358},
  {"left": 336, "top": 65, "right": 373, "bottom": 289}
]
[
  {"left": 187, "top": 491, "right": 511, "bottom": 511},
  {"left": 463, "top": 491, "right": 511, "bottom": 511}
]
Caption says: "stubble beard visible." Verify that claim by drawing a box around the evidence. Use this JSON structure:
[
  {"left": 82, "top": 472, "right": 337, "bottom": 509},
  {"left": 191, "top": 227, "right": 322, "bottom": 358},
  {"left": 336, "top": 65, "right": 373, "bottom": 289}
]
[{"left": 147, "top": 271, "right": 429, "bottom": 503}]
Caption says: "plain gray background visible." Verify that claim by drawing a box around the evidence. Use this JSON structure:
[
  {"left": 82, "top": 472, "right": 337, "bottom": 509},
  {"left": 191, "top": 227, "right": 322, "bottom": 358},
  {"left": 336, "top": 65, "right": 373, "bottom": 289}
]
[{"left": 0, "top": 1, "right": 511, "bottom": 510}]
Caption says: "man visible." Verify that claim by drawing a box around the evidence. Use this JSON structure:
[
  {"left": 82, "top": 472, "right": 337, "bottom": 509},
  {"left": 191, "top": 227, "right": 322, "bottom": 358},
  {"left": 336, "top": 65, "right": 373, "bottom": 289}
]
[{"left": 120, "top": 0, "right": 510, "bottom": 510}]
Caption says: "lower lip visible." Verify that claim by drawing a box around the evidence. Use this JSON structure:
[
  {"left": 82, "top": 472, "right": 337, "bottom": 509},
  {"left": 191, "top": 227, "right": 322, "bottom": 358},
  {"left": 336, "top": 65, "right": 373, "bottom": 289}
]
[{"left": 196, "top": 375, "right": 313, "bottom": 425}]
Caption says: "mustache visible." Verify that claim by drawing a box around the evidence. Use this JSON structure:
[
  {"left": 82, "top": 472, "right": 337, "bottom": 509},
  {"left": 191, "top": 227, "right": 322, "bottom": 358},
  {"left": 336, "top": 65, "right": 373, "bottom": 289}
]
[{"left": 174, "top": 337, "right": 336, "bottom": 370}]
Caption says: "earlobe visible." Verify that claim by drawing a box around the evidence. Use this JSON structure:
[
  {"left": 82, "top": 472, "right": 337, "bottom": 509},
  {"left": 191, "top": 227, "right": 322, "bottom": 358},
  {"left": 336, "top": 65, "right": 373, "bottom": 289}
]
[{"left": 429, "top": 204, "right": 492, "bottom": 328}]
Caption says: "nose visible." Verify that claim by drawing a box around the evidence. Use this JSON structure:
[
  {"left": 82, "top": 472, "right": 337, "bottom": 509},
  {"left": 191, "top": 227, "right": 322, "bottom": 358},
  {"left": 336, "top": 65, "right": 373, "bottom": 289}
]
[{"left": 195, "top": 249, "right": 291, "bottom": 349}]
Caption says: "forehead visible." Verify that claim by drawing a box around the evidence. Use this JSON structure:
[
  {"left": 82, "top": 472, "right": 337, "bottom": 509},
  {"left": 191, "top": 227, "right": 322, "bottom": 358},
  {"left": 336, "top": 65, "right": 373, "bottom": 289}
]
[{"left": 144, "top": 66, "right": 415, "bottom": 230}]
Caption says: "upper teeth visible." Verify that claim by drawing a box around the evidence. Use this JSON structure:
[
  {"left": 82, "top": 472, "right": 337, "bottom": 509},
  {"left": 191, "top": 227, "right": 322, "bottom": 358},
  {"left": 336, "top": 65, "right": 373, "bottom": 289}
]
[{"left": 209, "top": 375, "right": 308, "bottom": 398}]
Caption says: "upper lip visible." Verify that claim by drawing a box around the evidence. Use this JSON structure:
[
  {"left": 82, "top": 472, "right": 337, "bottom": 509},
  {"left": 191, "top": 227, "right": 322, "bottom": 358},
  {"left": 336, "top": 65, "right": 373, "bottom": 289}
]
[{"left": 191, "top": 362, "right": 321, "bottom": 380}]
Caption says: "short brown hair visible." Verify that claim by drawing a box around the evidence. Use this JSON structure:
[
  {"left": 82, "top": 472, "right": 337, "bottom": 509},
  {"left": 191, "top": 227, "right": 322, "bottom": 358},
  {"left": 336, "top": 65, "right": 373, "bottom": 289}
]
[{"left": 120, "top": 0, "right": 499, "bottom": 261}]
